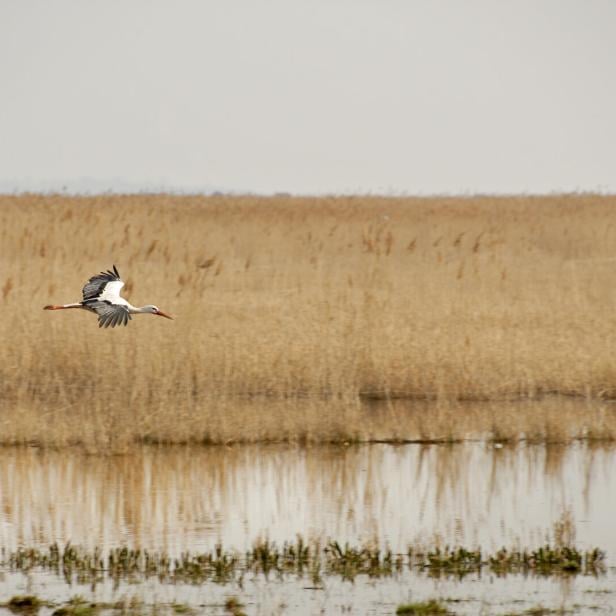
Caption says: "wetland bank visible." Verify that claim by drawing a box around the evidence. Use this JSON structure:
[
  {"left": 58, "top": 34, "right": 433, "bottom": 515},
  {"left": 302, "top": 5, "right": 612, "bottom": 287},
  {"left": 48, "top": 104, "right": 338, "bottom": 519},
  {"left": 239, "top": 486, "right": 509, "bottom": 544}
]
[{"left": 2, "top": 194, "right": 616, "bottom": 613}]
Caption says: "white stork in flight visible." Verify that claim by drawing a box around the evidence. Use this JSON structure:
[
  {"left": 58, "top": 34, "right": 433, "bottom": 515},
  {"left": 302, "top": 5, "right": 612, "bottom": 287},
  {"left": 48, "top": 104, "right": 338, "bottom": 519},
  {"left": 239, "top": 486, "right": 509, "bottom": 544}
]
[{"left": 44, "top": 265, "right": 173, "bottom": 328}]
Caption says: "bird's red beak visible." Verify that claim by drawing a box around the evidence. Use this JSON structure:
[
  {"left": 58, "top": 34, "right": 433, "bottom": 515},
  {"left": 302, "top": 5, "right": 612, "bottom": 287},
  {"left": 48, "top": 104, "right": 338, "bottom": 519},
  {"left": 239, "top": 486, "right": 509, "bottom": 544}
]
[{"left": 155, "top": 309, "right": 174, "bottom": 320}]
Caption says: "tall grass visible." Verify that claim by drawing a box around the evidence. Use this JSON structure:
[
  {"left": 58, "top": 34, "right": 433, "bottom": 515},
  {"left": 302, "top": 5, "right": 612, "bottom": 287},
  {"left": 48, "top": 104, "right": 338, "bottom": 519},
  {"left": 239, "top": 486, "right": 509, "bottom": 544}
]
[{"left": 2, "top": 193, "right": 616, "bottom": 448}]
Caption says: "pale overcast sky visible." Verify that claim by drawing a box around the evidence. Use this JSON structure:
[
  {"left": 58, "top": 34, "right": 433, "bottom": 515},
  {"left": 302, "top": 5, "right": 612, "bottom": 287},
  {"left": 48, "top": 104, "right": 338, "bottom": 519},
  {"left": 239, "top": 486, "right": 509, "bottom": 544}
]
[{"left": 1, "top": 1, "right": 615, "bottom": 195}]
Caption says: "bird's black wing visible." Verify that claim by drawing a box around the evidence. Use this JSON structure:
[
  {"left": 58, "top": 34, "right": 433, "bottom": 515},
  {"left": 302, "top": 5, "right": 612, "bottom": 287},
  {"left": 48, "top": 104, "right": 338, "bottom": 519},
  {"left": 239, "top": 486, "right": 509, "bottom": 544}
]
[
  {"left": 82, "top": 265, "right": 122, "bottom": 302},
  {"left": 85, "top": 300, "right": 132, "bottom": 328}
]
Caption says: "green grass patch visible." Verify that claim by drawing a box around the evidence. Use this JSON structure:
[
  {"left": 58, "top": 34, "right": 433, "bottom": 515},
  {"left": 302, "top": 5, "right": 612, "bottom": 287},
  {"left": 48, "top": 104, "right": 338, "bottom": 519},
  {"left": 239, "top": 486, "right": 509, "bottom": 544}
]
[
  {"left": 0, "top": 538, "right": 605, "bottom": 588},
  {"left": 396, "top": 599, "right": 449, "bottom": 614}
]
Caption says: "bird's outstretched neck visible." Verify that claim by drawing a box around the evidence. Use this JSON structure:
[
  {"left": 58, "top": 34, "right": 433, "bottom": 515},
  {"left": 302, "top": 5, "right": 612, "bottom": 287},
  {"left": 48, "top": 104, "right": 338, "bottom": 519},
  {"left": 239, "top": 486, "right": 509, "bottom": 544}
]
[{"left": 130, "top": 305, "right": 174, "bottom": 319}]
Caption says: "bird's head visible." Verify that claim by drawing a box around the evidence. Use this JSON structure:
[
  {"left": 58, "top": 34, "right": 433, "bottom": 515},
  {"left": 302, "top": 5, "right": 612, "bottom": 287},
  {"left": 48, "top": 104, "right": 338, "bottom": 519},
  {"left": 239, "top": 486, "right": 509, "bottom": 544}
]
[{"left": 144, "top": 305, "right": 174, "bottom": 319}]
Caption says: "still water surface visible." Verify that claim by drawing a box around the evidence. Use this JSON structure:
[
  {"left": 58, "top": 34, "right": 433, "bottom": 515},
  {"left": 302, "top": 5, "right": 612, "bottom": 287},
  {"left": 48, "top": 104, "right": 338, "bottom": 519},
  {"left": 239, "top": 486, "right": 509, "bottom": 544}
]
[{"left": 0, "top": 443, "right": 615, "bottom": 614}]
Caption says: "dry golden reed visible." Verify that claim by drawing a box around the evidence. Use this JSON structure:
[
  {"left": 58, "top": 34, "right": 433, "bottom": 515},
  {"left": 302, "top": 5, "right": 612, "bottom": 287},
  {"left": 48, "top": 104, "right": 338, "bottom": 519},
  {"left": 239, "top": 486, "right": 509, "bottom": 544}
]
[{"left": 2, "top": 193, "right": 616, "bottom": 449}]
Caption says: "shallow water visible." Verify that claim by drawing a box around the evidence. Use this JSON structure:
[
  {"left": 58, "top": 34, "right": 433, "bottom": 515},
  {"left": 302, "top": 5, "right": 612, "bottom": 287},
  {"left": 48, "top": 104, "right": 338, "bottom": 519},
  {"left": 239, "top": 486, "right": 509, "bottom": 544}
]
[{"left": 0, "top": 442, "right": 615, "bottom": 614}]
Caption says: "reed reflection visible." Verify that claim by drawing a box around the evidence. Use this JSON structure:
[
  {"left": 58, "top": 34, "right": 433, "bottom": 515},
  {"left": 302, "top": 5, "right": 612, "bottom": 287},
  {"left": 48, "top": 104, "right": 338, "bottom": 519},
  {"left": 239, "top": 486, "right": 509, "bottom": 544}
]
[{"left": 0, "top": 443, "right": 614, "bottom": 556}]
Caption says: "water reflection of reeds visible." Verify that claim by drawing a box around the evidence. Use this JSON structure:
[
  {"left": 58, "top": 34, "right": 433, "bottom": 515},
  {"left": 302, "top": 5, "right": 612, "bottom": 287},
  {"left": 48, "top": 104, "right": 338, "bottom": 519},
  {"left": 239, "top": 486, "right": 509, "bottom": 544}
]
[{"left": 0, "top": 443, "right": 614, "bottom": 556}]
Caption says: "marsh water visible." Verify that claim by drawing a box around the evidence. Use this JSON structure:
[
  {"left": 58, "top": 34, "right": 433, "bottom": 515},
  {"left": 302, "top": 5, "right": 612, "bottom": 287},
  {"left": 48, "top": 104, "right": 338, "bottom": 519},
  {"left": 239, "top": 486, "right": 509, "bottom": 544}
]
[{"left": 1, "top": 443, "right": 615, "bottom": 614}]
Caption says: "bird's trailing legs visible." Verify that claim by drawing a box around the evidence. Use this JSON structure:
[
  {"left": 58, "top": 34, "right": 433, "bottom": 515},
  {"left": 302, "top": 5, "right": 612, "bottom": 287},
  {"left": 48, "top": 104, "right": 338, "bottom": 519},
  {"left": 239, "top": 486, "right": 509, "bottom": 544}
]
[{"left": 43, "top": 303, "right": 83, "bottom": 310}]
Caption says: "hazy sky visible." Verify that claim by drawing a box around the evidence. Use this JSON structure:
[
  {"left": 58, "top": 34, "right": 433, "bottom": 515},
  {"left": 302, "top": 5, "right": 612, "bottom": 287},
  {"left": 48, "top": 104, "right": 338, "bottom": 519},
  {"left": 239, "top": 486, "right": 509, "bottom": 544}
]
[{"left": 1, "top": 1, "right": 615, "bottom": 195}]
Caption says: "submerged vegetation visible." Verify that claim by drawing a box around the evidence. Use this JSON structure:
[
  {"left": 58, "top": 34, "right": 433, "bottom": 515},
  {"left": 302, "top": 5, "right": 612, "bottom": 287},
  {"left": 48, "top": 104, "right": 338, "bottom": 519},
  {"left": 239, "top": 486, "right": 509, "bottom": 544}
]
[{"left": 2, "top": 194, "right": 616, "bottom": 449}]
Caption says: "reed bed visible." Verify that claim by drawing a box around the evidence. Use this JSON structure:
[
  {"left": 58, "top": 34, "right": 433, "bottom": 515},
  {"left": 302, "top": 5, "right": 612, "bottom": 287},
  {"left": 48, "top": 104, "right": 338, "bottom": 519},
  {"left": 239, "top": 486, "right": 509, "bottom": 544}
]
[{"left": 2, "top": 193, "right": 616, "bottom": 448}]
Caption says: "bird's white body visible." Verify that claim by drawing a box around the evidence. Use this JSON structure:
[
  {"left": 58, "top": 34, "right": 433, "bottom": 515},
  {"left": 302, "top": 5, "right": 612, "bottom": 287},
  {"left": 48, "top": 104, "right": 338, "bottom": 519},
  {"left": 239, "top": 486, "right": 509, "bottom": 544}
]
[
  {"left": 98, "top": 280, "right": 125, "bottom": 305},
  {"left": 44, "top": 265, "right": 173, "bottom": 328}
]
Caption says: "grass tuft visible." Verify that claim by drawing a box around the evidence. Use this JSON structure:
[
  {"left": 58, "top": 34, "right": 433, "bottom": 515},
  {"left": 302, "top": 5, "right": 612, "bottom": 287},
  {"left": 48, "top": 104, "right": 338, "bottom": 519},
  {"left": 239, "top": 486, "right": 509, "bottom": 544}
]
[
  {"left": 396, "top": 599, "right": 449, "bottom": 614},
  {"left": 7, "top": 596, "right": 42, "bottom": 614}
]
